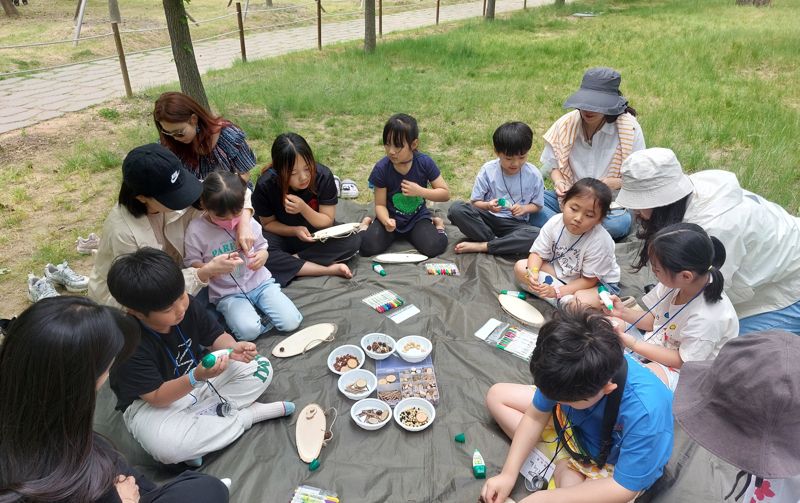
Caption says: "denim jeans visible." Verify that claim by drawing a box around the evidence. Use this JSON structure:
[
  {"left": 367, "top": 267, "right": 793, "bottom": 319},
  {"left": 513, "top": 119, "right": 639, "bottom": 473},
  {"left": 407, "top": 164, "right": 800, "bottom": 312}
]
[
  {"left": 528, "top": 190, "right": 632, "bottom": 240},
  {"left": 738, "top": 299, "right": 800, "bottom": 336},
  {"left": 216, "top": 278, "right": 302, "bottom": 341}
]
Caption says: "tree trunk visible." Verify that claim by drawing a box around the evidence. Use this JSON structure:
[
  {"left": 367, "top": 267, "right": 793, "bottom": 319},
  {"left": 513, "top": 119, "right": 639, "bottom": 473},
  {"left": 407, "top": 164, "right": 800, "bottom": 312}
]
[
  {"left": 364, "top": 0, "right": 376, "bottom": 53},
  {"left": 162, "top": 0, "right": 209, "bottom": 109},
  {"left": 1, "top": 0, "right": 19, "bottom": 17},
  {"left": 109, "top": 0, "right": 122, "bottom": 23},
  {"left": 484, "top": 0, "right": 495, "bottom": 20},
  {"left": 554, "top": 0, "right": 565, "bottom": 5}
]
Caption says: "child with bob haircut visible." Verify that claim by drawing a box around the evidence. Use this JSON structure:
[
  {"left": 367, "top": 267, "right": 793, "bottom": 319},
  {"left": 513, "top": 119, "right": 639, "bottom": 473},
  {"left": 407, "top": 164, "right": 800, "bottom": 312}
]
[
  {"left": 482, "top": 307, "right": 673, "bottom": 503},
  {"left": 107, "top": 248, "right": 294, "bottom": 467},
  {"left": 360, "top": 113, "right": 450, "bottom": 258},
  {"left": 448, "top": 121, "right": 544, "bottom": 256},
  {"left": 604, "top": 223, "right": 738, "bottom": 391},
  {"left": 514, "top": 177, "right": 621, "bottom": 309},
  {"left": 185, "top": 170, "right": 302, "bottom": 341}
]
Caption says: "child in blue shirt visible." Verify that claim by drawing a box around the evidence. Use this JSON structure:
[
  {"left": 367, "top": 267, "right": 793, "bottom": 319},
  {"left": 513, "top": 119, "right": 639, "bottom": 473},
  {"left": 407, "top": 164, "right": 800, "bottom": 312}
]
[
  {"left": 449, "top": 122, "right": 545, "bottom": 256},
  {"left": 481, "top": 307, "right": 673, "bottom": 503},
  {"left": 359, "top": 113, "right": 450, "bottom": 258}
]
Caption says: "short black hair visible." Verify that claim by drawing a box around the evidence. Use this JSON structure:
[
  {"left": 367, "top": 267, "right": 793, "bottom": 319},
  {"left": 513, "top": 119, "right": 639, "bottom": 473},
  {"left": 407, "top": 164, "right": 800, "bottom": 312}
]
[
  {"left": 201, "top": 171, "right": 247, "bottom": 217},
  {"left": 562, "top": 177, "right": 613, "bottom": 220},
  {"left": 107, "top": 247, "right": 185, "bottom": 315},
  {"left": 492, "top": 121, "right": 533, "bottom": 156},
  {"left": 382, "top": 113, "right": 419, "bottom": 149},
  {"left": 118, "top": 181, "right": 148, "bottom": 218},
  {"left": 530, "top": 307, "right": 624, "bottom": 402}
]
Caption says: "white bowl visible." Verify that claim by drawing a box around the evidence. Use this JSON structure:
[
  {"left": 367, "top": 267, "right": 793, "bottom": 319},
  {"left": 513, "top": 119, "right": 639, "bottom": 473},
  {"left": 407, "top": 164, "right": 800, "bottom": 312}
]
[
  {"left": 395, "top": 336, "right": 432, "bottom": 363},
  {"left": 393, "top": 397, "right": 436, "bottom": 432},
  {"left": 360, "top": 333, "right": 397, "bottom": 360},
  {"left": 350, "top": 398, "right": 392, "bottom": 430},
  {"left": 338, "top": 369, "right": 378, "bottom": 400},
  {"left": 327, "top": 344, "right": 365, "bottom": 375}
]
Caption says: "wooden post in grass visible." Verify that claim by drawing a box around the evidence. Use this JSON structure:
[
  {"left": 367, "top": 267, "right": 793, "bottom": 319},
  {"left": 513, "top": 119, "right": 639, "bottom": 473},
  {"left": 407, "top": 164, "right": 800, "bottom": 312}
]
[
  {"left": 485, "top": 0, "right": 495, "bottom": 19},
  {"left": 378, "top": 0, "right": 382, "bottom": 37},
  {"left": 1, "top": 0, "right": 20, "bottom": 17},
  {"left": 482, "top": 0, "right": 486, "bottom": 16},
  {"left": 236, "top": 2, "right": 247, "bottom": 62},
  {"left": 317, "top": 0, "right": 322, "bottom": 50},
  {"left": 554, "top": 0, "right": 565, "bottom": 5},
  {"left": 108, "top": 0, "right": 122, "bottom": 23},
  {"left": 435, "top": 0, "right": 440, "bottom": 24},
  {"left": 364, "top": 0, "right": 376, "bottom": 52},
  {"left": 111, "top": 22, "right": 133, "bottom": 97},
  {"left": 524, "top": 0, "right": 527, "bottom": 9},
  {"left": 73, "top": 0, "right": 88, "bottom": 46}
]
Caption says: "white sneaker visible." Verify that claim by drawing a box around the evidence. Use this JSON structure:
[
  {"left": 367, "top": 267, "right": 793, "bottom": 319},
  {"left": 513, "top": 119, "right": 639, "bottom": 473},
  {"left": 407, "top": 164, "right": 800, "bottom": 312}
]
[
  {"left": 76, "top": 233, "right": 100, "bottom": 254},
  {"left": 340, "top": 179, "right": 359, "bottom": 199},
  {"left": 27, "top": 273, "right": 60, "bottom": 302},
  {"left": 220, "top": 478, "right": 232, "bottom": 490},
  {"left": 44, "top": 261, "right": 89, "bottom": 292}
]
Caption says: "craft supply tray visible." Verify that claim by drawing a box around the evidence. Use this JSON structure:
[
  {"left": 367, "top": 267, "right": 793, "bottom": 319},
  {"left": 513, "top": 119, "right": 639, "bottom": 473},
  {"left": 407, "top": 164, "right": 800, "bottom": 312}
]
[{"left": 375, "top": 354, "right": 439, "bottom": 407}]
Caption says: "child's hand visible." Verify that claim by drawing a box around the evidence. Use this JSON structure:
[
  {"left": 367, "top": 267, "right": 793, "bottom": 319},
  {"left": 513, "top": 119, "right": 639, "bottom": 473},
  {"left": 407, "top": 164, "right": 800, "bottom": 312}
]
[
  {"left": 400, "top": 180, "right": 423, "bottom": 197},
  {"left": 230, "top": 341, "right": 258, "bottom": 363},
  {"left": 526, "top": 268, "right": 540, "bottom": 289},
  {"left": 247, "top": 249, "right": 268, "bottom": 270},
  {"left": 236, "top": 221, "right": 255, "bottom": 254},
  {"left": 207, "top": 252, "right": 244, "bottom": 277},
  {"left": 510, "top": 204, "right": 526, "bottom": 217},
  {"left": 383, "top": 218, "right": 397, "bottom": 232},
  {"left": 294, "top": 226, "right": 315, "bottom": 242},
  {"left": 530, "top": 282, "right": 556, "bottom": 299},
  {"left": 115, "top": 475, "right": 140, "bottom": 503},
  {"left": 480, "top": 472, "right": 516, "bottom": 503},
  {"left": 195, "top": 353, "right": 228, "bottom": 380},
  {"left": 602, "top": 294, "right": 627, "bottom": 315},
  {"left": 488, "top": 199, "right": 501, "bottom": 213},
  {"left": 284, "top": 194, "right": 307, "bottom": 215},
  {"left": 607, "top": 316, "right": 627, "bottom": 336}
]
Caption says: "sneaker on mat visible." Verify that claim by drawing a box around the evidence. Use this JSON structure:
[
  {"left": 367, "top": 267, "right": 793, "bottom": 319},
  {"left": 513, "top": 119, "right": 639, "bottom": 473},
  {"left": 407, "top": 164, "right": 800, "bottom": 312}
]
[
  {"left": 333, "top": 175, "right": 342, "bottom": 197},
  {"left": 76, "top": 233, "right": 100, "bottom": 254},
  {"left": 340, "top": 179, "right": 359, "bottom": 199},
  {"left": 27, "top": 274, "right": 60, "bottom": 303},
  {"left": 44, "top": 261, "right": 89, "bottom": 292}
]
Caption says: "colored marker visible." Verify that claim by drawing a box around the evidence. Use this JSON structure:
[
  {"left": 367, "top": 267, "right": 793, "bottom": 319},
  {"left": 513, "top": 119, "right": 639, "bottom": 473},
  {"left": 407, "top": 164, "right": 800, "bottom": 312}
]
[
  {"left": 501, "top": 290, "right": 527, "bottom": 300},
  {"left": 497, "top": 198, "right": 513, "bottom": 209},
  {"left": 372, "top": 262, "right": 386, "bottom": 276},
  {"left": 598, "top": 285, "right": 614, "bottom": 311},
  {"left": 201, "top": 348, "right": 233, "bottom": 368}
]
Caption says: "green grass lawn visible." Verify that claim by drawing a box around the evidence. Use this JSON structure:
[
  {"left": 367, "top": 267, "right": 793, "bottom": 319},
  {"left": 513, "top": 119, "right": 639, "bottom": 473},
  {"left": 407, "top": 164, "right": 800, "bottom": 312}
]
[{"left": 0, "top": 0, "right": 798, "bottom": 316}]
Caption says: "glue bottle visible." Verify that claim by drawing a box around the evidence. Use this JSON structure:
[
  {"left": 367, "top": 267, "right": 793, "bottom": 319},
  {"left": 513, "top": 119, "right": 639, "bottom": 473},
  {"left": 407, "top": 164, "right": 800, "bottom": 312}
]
[
  {"left": 372, "top": 263, "right": 386, "bottom": 276},
  {"left": 497, "top": 198, "right": 513, "bottom": 209},
  {"left": 201, "top": 348, "right": 233, "bottom": 368},
  {"left": 598, "top": 285, "right": 614, "bottom": 311},
  {"left": 472, "top": 449, "right": 486, "bottom": 479},
  {"left": 500, "top": 290, "right": 527, "bottom": 299}
]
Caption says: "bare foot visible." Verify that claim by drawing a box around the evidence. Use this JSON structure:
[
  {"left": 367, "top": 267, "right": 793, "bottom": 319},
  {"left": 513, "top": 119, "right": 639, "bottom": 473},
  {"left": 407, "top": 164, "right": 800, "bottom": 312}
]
[
  {"left": 432, "top": 216, "right": 445, "bottom": 231},
  {"left": 359, "top": 216, "right": 372, "bottom": 231},
  {"left": 454, "top": 241, "right": 488, "bottom": 254},
  {"left": 327, "top": 263, "right": 353, "bottom": 279}
]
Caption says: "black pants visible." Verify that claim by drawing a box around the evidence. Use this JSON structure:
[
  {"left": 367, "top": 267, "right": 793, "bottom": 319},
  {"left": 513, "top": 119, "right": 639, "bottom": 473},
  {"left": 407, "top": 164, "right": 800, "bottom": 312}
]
[
  {"left": 264, "top": 229, "right": 362, "bottom": 287},
  {"left": 359, "top": 218, "right": 447, "bottom": 258},
  {"left": 99, "top": 468, "right": 227, "bottom": 503},
  {"left": 447, "top": 201, "right": 539, "bottom": 256}
]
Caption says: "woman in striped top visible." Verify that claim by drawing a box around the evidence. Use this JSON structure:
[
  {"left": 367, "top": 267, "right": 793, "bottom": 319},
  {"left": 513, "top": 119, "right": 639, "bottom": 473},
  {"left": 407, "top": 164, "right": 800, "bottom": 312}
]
[
  {"left": 154, "top": 92, "right": 257, "bottom": 183},
  {"left": 529, "top": 67, "right": 645, "bottom": 240}
]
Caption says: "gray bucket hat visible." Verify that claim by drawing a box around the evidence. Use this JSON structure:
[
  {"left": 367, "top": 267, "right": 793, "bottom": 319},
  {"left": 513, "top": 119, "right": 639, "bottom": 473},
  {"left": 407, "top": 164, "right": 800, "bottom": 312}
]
[
  {"left": 563, "top": 67, "right": 629, "bottom": 115},
  {"left": 615, "top": 148, "right": 694, "bottom": 210},
  {"left": 673, "top": 330, "right": 800, "bottom": 479}
]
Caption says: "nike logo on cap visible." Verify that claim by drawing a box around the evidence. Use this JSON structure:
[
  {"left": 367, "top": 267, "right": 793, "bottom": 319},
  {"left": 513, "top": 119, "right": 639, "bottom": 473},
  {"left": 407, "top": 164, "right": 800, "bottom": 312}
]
[{"left": 171, "top": 170, "right": 179, "bottom": 184}]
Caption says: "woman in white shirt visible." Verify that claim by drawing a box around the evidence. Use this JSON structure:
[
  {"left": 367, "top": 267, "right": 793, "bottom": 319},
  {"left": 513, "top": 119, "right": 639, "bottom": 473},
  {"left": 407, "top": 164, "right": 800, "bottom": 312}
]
[{"left": 530, "top": 67, "right": 646, "bottom": 240}]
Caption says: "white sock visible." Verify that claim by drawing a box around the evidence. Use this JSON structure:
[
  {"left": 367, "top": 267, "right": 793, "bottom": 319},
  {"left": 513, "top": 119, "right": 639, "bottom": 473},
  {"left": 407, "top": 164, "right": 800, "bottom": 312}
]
[{"left": 247, "top": 401, "right": 294, "bottom": 423}]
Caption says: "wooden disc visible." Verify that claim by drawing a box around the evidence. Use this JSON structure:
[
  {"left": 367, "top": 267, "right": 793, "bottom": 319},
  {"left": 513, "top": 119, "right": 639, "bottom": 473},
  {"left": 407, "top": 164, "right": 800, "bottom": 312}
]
[
  {"left": 372, "top": 252, "right": 428, "bottom": 264},
  {"left": 498, "top": 294, "right": 545, "bottom": 327}
]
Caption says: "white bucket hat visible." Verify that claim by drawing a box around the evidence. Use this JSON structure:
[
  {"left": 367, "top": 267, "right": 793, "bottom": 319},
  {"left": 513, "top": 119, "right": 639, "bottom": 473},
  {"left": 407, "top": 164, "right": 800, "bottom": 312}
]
[{"left": 615, "top": 147, "right": 694, "bottom": 210}]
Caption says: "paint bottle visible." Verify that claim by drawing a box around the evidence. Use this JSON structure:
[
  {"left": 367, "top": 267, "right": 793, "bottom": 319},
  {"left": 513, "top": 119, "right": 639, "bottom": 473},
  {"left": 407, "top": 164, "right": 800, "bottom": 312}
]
[
  {"left": 497, "top": 198, "right": 513, "bottom": 209},
  {"left": 598, "top": 285, "right": 614, "bottom": 311},
  {"left": 472, "top": 449, "right": 486, "bottom": 479},
  {"left": 372, "top": 263, "right": 387, "bottom": 276},
  {"left": 201, "top": 348, "right": 233, "bottom": 368},
  {"left": 500, "top": 290, "right": 527, "bottom": 300}
]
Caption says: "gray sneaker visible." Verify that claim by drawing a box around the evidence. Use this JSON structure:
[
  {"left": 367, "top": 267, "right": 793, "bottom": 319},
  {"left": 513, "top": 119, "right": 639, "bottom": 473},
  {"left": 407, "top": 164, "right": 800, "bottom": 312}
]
[
  {"left": 76, "top": 233, "right": 100, "bottom": 254},
  {"left": 44, "top": 261, "right": 89, "bottom": 292},
  {"left": 27, "top": 273, "right": 60, "bottom": 302}
]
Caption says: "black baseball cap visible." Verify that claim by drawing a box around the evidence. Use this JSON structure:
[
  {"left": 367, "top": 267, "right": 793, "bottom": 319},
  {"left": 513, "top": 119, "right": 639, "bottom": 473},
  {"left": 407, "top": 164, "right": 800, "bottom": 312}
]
[{"left": 122, "top": 144, "right": 202, "bottom": 211}]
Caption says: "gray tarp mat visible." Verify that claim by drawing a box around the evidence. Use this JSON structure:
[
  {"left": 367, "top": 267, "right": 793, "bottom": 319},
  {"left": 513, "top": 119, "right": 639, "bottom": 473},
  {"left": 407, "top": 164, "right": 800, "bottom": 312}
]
[{"left": 94, "top": 201, "right": 715, "bottom": 502}]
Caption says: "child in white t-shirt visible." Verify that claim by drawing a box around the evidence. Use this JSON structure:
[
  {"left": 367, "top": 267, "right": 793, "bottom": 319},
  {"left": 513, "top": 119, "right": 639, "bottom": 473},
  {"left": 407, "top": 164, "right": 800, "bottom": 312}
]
[
  {"left": 514, "top": 177, "right": 621, "bottom": 310},
  {"left": 606, "top": 222, "right": 738, "bottom": 391}
]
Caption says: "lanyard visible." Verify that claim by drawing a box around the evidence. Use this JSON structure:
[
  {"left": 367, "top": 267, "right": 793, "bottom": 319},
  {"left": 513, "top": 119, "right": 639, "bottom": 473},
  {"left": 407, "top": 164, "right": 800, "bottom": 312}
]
[
  {"left": 144, "top": 324, "right": 198, "bottom": 378},
  {"left": 551, "top": 225, "right": 585, "bottom": 264},
  {"left": 500, "top": 168, "right": 524, "bottom": 206},
  {"left": 625, "top": 283, "right": 707, "bottom": 341}
]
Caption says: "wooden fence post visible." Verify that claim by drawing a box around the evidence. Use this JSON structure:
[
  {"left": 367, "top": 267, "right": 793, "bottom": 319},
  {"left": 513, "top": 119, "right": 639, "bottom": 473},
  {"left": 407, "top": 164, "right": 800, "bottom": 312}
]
[
  {"left": 111, "top": 22, "right": 133, "bottom": 97},
  {"left": 379, "top": 0, "right": 382, "bottom": 37},
  {"left": 236, "top": 2, "right": 247, "bottom": 62},
  {"left": 436, "top": 0, "right": 440, "bottom": 24},
  {"left": 317, "top": 0, "right": 322, "bottom": 50}
]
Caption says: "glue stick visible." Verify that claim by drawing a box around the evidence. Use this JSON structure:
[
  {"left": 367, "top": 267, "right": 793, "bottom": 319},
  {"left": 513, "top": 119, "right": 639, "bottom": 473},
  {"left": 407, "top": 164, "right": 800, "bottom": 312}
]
[
  {"left": 598, "top": 285, "right": 614, "bottom": 311},
  {"left": 472, "top": 449, "right": 486, "bottom": 479},
  {"left": 372, "top": 263, "right": 386, "bottom": 276},
  {"left": 500, "top": 290, "right": 527, "bottom": 300},
  {"left": 497, "top": 198, "right": 513, "bottom": 209},
  {"left": 201, "top": 348, "right": 233, "bottom": 368}
]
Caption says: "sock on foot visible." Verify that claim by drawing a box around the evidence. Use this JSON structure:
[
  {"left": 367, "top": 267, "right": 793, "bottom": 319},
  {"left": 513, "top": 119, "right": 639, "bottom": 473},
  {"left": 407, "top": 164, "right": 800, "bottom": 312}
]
[
  {"left": 220, "top": 478, "right": 232, "bottom": 490},
  {"left": 247, "top": 401, "right": 295, "bottom": 423}
]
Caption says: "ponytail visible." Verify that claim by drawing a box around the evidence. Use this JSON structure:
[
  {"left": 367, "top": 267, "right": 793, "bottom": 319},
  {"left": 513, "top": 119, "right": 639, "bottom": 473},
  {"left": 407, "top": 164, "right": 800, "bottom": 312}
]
[{"left": 705, "top": 236, "right": 726, "bottom": 303}]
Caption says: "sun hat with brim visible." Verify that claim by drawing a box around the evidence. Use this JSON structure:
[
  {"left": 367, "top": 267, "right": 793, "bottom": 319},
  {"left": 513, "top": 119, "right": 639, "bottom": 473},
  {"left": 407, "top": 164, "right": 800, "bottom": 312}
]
[
  {"left": 122, "top": 143, "right": 202, "bottom": 211},
  {"left": 615, "top": 147, "right": 694, "bottom": 210},
  {"left": 673, "top": 330, "right": 800, "bottom": 479},
  {"left": 562, "top": 67, "right": 629, "bottom": 116}
]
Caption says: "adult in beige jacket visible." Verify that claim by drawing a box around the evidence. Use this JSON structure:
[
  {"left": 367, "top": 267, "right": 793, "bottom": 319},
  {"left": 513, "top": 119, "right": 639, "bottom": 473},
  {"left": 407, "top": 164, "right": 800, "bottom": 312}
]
[{"left": 89, "top": 144, "right": 254, "bottom": 309}]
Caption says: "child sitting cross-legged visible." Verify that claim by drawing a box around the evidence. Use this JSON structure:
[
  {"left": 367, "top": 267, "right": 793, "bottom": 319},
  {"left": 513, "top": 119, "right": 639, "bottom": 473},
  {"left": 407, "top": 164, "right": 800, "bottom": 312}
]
[
  {"left": 482, "top": 307, "right": 673, "bottom": 503},
  {"left": 448, "top": 121, "right": 544, "bottom": 256},
  {"left": 107, "top": 247, "right": 294, "bottom": 467}
]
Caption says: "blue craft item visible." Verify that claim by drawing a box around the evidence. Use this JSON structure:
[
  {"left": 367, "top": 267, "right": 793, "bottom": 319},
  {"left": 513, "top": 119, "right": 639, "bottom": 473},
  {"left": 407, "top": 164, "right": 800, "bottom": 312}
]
[{"left": 543, "top": 276, "right": 553, "bottom": 285}]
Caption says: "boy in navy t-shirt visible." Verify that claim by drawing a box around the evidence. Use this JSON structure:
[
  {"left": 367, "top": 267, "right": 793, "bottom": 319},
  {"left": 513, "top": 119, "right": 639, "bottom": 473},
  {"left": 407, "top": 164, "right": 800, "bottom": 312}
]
[
  {"left": 448, "top": 121, "right": 545, "bottom": 256},
  {"left": 359, "top": 113, "right": 451, "bottom": 258},
  {"left": 481, "top": 308, "right": 673, "bottom": 503}
]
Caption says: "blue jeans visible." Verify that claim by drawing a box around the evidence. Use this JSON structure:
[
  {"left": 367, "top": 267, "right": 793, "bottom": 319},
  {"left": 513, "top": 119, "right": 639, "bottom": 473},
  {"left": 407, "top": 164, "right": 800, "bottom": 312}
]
[
  {"left": 738, "top": 299, "right": 800, "bottom": 336},
  {"left": 528, "top": 190, "right": 632, "bottom": 240},
  {"left": 216, "top": 278, "right": 303, "bottom": 341}
]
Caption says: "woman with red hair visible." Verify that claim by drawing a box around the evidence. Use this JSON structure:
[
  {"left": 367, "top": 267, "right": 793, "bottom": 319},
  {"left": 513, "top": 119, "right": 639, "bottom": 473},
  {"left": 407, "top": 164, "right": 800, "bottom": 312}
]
[{"left": 153, "top": 92, "right": 256, "bottom": 182}]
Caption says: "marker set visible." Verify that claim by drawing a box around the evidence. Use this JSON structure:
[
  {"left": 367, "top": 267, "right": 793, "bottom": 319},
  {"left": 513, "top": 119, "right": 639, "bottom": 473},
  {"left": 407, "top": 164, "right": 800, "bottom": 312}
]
[
  {"left": 474, "top": 318, "right": 538, "bottom": 362},
  {"left": 362, "top": 290, "right": 405, "bottom": 313},
  {"left": 290, "top": 485, "right": 339, "bottom": 503},
  {"left": 424, "top": 262, "right": 460, "bottom": 275}
]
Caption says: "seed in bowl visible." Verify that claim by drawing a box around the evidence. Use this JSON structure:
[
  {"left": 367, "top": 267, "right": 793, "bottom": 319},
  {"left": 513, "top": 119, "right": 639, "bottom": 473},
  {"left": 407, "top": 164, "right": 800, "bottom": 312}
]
[
  {"left": 333, "top": 354, "right": 359, "bottom": 372},
  {"left": 403, "top": 342, "right": 423, "bottom": 352},
  {"left": 399, "top": 407, "right": 429, "bottom": 427},
  {"left": 345, "top": 379, "right": 369, "bottom": 394},
  {"left": 369, "top": 341, "right": 392, "bottom": 353},
  {"left": 357, "top": 408, "right": 389, "bottom": 424}
]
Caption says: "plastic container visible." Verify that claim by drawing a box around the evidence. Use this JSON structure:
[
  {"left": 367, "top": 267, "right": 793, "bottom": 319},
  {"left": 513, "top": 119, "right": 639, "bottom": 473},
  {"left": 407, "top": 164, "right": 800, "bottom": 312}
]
[
  {"left": 393, "top": 397, "right": 436, "bottom": 432},
  {"left": 350, "top": 398, "right": 392, "bottom": 431},
  {"left": 395, "top": 335, "right": 433, "bottom": 364}
]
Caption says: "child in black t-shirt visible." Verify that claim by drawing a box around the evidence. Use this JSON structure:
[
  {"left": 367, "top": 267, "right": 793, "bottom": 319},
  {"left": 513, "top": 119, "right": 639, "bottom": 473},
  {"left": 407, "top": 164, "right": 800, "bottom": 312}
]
[
  {"left": 359, "top": 113, "right": 450, "bottom": 258},
  {"left": 107, "top": 247, "right": 294, "bottom": 466}
]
